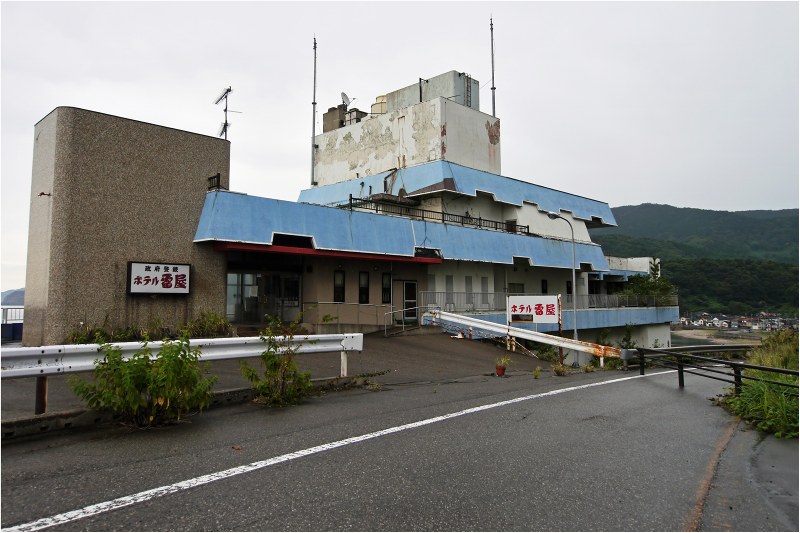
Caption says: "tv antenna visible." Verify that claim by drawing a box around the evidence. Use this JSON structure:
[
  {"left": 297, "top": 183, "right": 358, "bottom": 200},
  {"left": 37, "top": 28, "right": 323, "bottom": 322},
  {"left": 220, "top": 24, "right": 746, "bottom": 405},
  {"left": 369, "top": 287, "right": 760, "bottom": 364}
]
[{"left": 214, "top": 86, "right": 242, "bottom": 140}]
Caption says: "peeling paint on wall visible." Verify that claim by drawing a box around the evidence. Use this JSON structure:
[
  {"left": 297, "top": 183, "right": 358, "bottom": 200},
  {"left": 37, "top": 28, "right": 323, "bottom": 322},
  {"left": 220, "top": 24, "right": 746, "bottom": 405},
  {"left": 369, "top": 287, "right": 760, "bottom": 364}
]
[
  {"left": 485, "top": 119, "right": 500, "bottom": 145},
  {"left": 412, "top": 103, "right": 439, "bottom": 164}
]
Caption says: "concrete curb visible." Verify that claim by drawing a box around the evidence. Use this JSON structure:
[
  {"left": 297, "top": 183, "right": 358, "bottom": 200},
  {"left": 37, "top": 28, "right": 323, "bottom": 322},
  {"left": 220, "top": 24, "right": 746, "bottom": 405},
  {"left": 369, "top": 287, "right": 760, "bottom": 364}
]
[{"left": 1, "top": 375, "right": 363, "bottom": 441}]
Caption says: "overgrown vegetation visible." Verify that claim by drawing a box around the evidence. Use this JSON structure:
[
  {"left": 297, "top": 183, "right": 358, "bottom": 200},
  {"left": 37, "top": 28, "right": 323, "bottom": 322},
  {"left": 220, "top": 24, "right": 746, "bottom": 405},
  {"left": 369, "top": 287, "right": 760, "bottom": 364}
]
[
  {"left": 723, "top": 331, "right": 799, "bottom": 438},
  {"left": 240, "top": 315, "right": 313, "bottom": 406},
  {"left": 552, "top": 363, "right": 570, "bottom": 376},
  {"left": 65, "top": 310, "right": 235, "bottom": 344},
  {"left": 530, "top": 342, "right": 559, "bottom": 363},
  {"left": 69, "top": 335, "right": 217, "bottom": 427}
]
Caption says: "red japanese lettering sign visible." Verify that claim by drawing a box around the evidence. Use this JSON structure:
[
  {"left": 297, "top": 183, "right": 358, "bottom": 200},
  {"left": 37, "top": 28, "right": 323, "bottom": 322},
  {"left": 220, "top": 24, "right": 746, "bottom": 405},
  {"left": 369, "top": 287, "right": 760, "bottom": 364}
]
[
  {"left": 507, "top": 296, "right": 560, "bottom": 324},
  {"left": 128, "top": 262, "right": 191, "bottom": 294}
]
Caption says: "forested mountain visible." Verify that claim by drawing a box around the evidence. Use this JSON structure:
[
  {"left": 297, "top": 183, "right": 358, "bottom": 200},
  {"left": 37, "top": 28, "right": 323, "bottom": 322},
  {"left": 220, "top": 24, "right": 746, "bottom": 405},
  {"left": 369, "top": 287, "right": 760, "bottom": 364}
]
[
  {"left": 590, "top": 204, "right": 798, "bottom": 264},
  {"left": 589, "top": 205, "right": 799, "bottom": 315}
]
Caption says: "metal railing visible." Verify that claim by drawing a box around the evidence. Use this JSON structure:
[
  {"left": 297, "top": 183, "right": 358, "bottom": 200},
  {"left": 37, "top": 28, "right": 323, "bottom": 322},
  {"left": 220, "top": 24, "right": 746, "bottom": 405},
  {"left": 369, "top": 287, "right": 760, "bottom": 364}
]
[
  {"left": 427, "top": 310, "right": 621, "bottom": 361},
  {"left": 344, "top": 196, "right": 531, "bottom": 236},
  {"left": 2, "top": 307, "right": 24, "bottom": 324},
  {"left": 1, "top": 333, "right": 364, "bottom": 414},
  {"left": 384, "top": 305, "right": 440, "bottom": 336},
  {"left": 625, "top": 346, "right": 798, "bottom": 396},
  {"left": 419, "top": 292, "right": 678, "bottom": 313}
]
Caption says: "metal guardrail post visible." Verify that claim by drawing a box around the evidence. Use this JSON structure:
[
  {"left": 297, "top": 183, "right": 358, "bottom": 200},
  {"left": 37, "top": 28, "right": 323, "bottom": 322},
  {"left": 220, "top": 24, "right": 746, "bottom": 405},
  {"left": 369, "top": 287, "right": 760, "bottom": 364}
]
[
  {"left": 35, "top": 376, "right": 47, "bottom": 415},
  {"left": 638, "top": 349, "right": 645, "bottom": 376},
  {"left": 733, "top": 365, "right": 742, "bottom": 396},
  {"left": 677, "top": 356, "right": 685, "bottom": 388},
  {"left": 340, "top": 350, "right": 348, "bottom": 378}
]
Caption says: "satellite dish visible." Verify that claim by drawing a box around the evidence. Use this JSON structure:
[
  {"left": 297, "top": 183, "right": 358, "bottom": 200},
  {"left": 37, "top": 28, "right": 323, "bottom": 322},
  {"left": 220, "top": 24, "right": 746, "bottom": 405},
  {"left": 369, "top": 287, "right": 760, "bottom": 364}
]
[{"left": 341, "top": 92, "right": 351, "bottom": 108}]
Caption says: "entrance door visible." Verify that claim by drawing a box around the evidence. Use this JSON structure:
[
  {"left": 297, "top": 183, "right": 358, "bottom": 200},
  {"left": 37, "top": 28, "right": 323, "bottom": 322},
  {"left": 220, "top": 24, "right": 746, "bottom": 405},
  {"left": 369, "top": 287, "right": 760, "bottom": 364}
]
[
  {"left": 226, "top": 272, "right": 301, "bottom": 324},
  {"left": 403, "top": 281, "right": 417, "bottom": 320}
]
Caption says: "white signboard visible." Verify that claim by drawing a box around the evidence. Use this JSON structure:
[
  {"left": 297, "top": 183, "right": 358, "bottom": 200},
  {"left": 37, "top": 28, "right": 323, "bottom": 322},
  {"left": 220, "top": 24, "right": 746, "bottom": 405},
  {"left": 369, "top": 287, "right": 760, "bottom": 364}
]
[
  {"left": 507, "top": 295, "right": 560, "bottom": 324},
  {"left": 128, "top": 262, "right": 190, "bottom": 294}
]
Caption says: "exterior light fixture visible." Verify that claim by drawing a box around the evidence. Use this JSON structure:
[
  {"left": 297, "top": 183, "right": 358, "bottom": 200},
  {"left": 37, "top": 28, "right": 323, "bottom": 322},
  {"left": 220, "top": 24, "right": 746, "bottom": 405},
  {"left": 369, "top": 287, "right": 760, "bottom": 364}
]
[{"left": 547, "top": 211, "right": 579, "bottom": 367}]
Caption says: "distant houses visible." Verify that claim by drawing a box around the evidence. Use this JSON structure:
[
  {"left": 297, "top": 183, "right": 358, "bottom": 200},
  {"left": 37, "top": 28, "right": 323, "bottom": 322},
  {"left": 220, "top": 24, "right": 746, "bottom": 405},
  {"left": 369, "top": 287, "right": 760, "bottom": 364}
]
[{"left": 679, "top": 311, "right": 797, "bottom": 331}]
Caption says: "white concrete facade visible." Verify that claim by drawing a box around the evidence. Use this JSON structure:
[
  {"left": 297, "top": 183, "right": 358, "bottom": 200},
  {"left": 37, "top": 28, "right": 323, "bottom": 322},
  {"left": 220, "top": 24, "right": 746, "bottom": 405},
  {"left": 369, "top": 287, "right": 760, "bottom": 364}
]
[{"left": 313, "top": 97, "right": 500, "bottom": 186}]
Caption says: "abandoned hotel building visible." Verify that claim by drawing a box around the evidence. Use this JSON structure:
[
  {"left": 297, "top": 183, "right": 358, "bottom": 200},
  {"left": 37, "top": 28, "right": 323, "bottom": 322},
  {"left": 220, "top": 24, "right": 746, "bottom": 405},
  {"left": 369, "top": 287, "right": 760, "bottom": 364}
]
[{"left": 23, "top": 70, "right": 680, "bottom": 358}]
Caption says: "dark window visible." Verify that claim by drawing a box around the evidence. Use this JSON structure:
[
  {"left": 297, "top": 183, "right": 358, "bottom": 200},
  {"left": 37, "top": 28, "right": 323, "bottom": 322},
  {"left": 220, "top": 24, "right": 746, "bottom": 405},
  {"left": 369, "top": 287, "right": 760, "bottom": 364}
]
[
  {"left": 541, "top": 279, "right": 548, "bottom": 294},
  {"left": 566, "top": 280, "right": 573, "bottom": 295},
  {"left": 508, "top": 282, "right": 524, "bottom": 294},
  {"left": 382, "top": 273, "right": 391, "bottom": 304},
  {"left": 334, "top": 270, "right": 345, "bottom": 302},
  {"left": 359, "top": 272, "right": 369, "bottom": 304}
]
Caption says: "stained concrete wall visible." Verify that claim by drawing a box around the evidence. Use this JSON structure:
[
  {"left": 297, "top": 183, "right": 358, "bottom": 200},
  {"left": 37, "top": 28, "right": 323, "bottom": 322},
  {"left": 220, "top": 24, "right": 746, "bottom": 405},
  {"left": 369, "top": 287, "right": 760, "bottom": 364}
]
[
  {"left": 385, "top": 71, "right": 481, "bottom": 112},
  {"left": 313, "top": 97, "right": 501, "bottom": 186},
  {"left": 23, "top": 107, "right": 230, "bottom": 346}
]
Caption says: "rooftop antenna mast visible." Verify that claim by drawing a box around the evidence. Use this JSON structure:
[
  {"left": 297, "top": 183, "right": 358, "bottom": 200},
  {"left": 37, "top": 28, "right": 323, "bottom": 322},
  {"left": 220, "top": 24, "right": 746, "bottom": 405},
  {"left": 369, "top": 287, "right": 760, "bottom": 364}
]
[
  {"left": 214, "top": 86, "right": 233, "bottom": 139},
  {"left": 490, "top": 17, "right": 497, "bottom": 117},
  {"left": 311, "top": 37, "right": 318, "bottom": 186}
]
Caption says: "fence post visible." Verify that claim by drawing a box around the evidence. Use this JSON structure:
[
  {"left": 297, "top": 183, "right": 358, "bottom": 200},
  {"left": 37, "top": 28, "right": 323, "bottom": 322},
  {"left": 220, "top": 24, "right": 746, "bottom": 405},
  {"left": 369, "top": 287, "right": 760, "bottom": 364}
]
[
  {"left": 677, "top": 356, "right": 685, "bottom": 388},
  {"left": 340, "top": 350, "right": 348, "bottom": 378},
  {"left": 733, "top": 365, "right": 742, "bottom": 396},
  {"left": 35, "top": 376, "right": 48, "bottom": 415},
  {"left": 638, "top": 349, "right": 645, "bottom": 376}
]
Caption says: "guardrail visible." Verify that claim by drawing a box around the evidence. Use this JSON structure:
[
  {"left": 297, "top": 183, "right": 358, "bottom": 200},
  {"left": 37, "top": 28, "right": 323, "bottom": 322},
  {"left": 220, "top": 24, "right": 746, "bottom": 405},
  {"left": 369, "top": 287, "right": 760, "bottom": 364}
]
[
  {"left": 1, "top": 334, "right": 364, "bottom": 414},
  {"left": 427, "top": 310, "right": 620, "bottom": 363},
  {"left": 622, "top": 346, "right": 797, "bottom": 396}
]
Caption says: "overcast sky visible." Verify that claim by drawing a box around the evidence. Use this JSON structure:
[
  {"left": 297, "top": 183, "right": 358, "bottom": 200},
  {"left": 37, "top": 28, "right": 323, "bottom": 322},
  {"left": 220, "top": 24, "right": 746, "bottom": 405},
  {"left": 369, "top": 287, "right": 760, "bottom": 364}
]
[{"left": 1, "top": 1, "right": 798, "bottom": 291}]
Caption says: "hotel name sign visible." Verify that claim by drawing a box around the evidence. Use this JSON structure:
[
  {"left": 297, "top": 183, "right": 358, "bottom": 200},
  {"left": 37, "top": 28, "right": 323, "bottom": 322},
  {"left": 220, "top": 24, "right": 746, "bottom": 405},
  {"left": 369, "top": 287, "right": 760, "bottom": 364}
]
[{"left": 127, "top": 262, "right": 191, "bottom": 295}]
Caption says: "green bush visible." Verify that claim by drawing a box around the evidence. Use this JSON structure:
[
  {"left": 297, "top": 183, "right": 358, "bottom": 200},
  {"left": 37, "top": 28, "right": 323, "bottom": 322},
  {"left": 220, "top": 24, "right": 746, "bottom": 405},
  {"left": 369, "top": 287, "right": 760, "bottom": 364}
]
[
  {"left": 64, "top": 311, "right": 235, "bottom": 344},
  {"left": 723, "top": 331, "right": 798, "bottom": 438},
  {"left": 184, "top": 310, "right": 235, "bottom": 338},
  {"left": 69, "top": 336, "right": 217, "bottom": 427},
  {"left": 240, "top": 316, "right": 313, "bottom": 407}
]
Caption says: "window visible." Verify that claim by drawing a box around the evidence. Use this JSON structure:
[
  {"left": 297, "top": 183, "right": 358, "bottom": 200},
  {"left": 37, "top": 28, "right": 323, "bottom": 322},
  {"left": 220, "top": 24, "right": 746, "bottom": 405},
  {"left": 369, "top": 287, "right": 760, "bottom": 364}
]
[
  {"left": 566, "top": 280, "right": 573, "bottom": 295},
  {"left": 541, "top": 279, "right": 548, "bottom": 294},
  {"left": 334, "top": 270, "right": 345, "bottom": 302},
  {"left": 508, "top": 283, "right": 524, "bottom": 294},
  {"left": 465, "top": 276, "right": 473, "bottom": 305},
  {"left": 481, "top": 277, "right": 489, "bottom": 304},
  {"left": 359, "top": 272, "right": 369, "bottom": 304},
  {"left": 505, "top": 219, "right": 517, "bottom": 233},
  {"left": 382, "top": 273, "right": 391, "bottom": 304}
]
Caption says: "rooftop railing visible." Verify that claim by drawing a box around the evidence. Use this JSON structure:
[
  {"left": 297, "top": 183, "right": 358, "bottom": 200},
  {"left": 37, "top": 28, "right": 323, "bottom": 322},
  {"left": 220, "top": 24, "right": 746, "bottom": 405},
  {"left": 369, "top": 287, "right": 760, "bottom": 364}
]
[{"left": 343, "top": 196, "right": 531, "bottom": 236}]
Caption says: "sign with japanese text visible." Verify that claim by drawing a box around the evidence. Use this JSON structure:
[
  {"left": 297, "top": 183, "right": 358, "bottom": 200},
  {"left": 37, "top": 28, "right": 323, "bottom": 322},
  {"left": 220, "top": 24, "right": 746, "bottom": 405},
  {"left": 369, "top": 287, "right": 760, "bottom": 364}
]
[
  {"left": 128, "top": 262, "right": 190, "bottom": 294},
  {"left": 507, "top": 295, "right": 559, "bottom": 324}
]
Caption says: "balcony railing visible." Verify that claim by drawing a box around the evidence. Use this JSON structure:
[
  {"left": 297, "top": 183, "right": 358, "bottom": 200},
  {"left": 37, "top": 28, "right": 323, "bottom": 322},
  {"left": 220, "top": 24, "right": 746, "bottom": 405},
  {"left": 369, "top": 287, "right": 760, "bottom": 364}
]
[
  {"left": 343, "top": 196, "right": 531, "bottom": 236},
  {"left": 419, "top": 292, "right": 678, "bottom": 313}
]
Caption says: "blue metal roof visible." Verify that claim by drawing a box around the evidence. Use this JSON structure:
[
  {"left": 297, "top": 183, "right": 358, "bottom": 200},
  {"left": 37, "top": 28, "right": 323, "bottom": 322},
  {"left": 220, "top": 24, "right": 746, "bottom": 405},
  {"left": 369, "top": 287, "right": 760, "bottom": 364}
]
[
  {"left": 195, "top": 191, "right": 609, "bottom": 270},
  {"left": 298, "top": 161, "right": 617, "bottom": 226}
]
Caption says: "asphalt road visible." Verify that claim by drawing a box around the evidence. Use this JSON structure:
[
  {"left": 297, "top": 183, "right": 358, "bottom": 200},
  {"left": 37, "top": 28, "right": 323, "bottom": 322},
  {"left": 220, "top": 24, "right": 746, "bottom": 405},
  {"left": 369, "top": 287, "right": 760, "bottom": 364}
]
[{"left": 2, "top": 361, "right": 797, "bottom": 531}]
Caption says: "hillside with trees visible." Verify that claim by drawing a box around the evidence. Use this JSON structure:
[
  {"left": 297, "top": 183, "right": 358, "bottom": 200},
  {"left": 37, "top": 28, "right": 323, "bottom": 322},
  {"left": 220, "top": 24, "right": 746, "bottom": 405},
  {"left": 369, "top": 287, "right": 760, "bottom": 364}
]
[{"left": 589, "top": 205, "right": 798, "bottom": 316}]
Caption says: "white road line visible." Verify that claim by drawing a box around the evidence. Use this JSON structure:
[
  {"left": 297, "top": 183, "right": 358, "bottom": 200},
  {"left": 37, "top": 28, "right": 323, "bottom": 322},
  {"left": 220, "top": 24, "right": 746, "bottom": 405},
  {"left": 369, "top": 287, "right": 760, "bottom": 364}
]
[{"left": 8, "top": 371, "right": 674, "bottom": 531}]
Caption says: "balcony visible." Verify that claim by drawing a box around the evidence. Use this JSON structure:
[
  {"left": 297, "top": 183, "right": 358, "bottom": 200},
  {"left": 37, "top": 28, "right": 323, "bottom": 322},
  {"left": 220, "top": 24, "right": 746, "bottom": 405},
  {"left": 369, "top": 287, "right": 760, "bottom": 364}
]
[{"left": 343, "top": 196, "right": 532, "bottom": 236}]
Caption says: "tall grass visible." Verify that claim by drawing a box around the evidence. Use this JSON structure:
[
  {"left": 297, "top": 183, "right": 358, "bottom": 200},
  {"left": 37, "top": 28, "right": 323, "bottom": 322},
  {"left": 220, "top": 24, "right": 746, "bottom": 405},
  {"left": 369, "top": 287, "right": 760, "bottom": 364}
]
[{"left": 724, "top": 330, "right": 798, "bottom": 438}]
